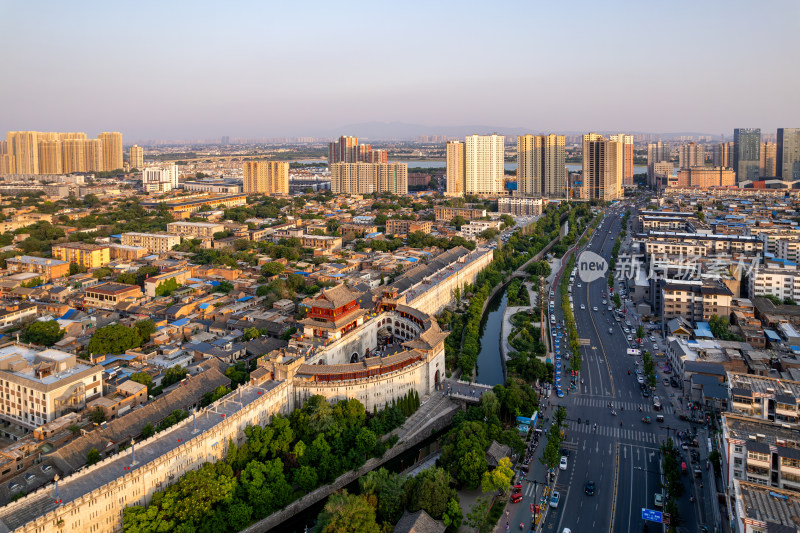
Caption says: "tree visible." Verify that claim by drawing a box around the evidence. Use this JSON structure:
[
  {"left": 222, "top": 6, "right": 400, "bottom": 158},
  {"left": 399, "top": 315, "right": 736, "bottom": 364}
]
[
  {"left": 261, "top": 261, "right": 284, "bottom": 277},
  {"left": 92, "top": 267, "right": 114, "bottom": 279},
  {"left": 87, "top": 322, "right": 149, "bottom": 355},
  {"left": 636, "top": 325, "right": 645, "bottom": 340},
  {"left": 359, "top": 468, "right": 405, "bottom": 524},
  {"left": 87, "top": 447, "right": 101, "bottom": 465},
  {"left": 465, "top": 496, "right": 491, "bottom": 530},
  {"left": 243, "top": 327, "right": 261, "bottom": 341},
  {"left": 213, "top": 281, "right": 234, "bottom": 294},
  {"left": 21, "top": 320, "right": 64, "bottom": 346},
  {"left": 316, "top": 490, "right": 380, "bottom": 533},
  {"left": 129, "top": 372, "right": 153, "bottom": 390},
  {"left": 163, "top": 366, "right": 188, "bottom": 387},
  {"left": 20, "top": 277, "right": 43, "bottom": 288},
  {"left": 405, "top": 467, "right": 459, "bottom": 520},
  {"left": 140, "top": 423, "right": 155, "bottom": 439},
  {"left": 154, "top": 277, "right": 179, "bottom": 296},
  {"left": 292, "top": 465, "right": 318, "bottom": 492},
  {"left": 480, "top": 456, "right": 514, "bottom": 494},
  {"left": 89, "top": 407, "right": 106, "bottom": 424},
  {"left": 451, "top": 215, "right": 468, "bottom": 230},
  {"left": 69, "top": 262, "right": 87, "bottom": 276}
]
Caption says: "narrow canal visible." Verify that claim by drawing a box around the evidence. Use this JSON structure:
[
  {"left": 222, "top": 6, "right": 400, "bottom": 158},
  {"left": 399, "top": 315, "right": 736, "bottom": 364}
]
[{"left": 474, "top": 288, "right": 508, "bottom": 387}]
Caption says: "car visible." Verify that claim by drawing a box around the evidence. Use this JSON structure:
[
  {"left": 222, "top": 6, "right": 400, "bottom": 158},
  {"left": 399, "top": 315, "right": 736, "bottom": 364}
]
[
  {"left": 649, "top": 336, "right": 656, "bottom": 342},
  {"left": 637, "top": 375, "right": 644, "bottom": 384},
  {"left": 607, "top": 305, "right": 613, "bottom": 311},
  {"left": 593, "top": 306, "right": 598, "bottom": 312},
  {"left": 550, "top": 491, "right": 561, "bottom": 508},
  {"left": 580, "top": 304, "right": 586, "bottom": 310},
  {"left": 577, "top": 283, "right": 582, "bottom": 288},
  {"left": 636, "top": 369, "right": 643, "bottom": 375},
  {"left": 608, "top": 327, "right": 613, "bottom": 334},
  {"left": 652, "top": 343, "right": 658, "bottom": 350},
  {"left": 641, "top": 388, "right": 650, "bottom": 398},
  {"left": 562, "top": 529, "right": 572, "bottom": 533},
  {"left": 560, "top": 456, "right": 568, "bottom": 470},
  {"left": 602, "top": 299, "right": 607, "bottom": 305},
  {"left": 627, "top": 335, "right": 633, "bottom": 341},
  {"left": 654, "top": 493, "right": 664, "bottom": 507},
  {"left": 561, "top": 448, "right": 570, "bottom": 457},
  {"left": 663, "top": 378, "right": 670, "bottom": 386},
  {"left": 584, "top": 480, "right": 595, "bottom": 496}
]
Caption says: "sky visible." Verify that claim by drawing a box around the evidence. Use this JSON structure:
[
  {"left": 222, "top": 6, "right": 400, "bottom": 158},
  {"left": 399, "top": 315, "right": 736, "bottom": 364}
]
[{"left": 1, "top": 0, "right": 798, "bottom": 141}]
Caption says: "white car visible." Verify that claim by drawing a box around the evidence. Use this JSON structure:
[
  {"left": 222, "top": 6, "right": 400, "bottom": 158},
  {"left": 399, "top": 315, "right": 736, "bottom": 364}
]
[
  {"left": 602, "top": 299, "right": 607, "bottom": 305},
  {"left": 560, "top": 456, "right": 568, "bottom": 470},
  {"left": 580, "top": 304, "right": 586, "bottom": 310},
  {"left": 627, "top": 335, "right": 633, "bottom": 341},
  {"left": 593, "top": 306, "right": 598, "bottom": 312},
  {"left": 649, "top": 336, "right": 656, "bottom": 342},
  {"left": 637, "top": 375, "right": 644, "bottom": 384},
  {"left": 550, "top": 491, "right": 561, "bottom": 508}
]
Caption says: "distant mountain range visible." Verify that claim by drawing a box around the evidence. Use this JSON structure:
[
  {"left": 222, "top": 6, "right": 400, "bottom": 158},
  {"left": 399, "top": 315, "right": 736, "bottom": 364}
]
[{"left": 323, "top": 122, "right": 718, "bottom": 141}]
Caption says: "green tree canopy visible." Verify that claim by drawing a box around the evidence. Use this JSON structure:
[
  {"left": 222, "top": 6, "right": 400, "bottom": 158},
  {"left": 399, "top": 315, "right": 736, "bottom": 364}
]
[
  {"left": 317, "top": 490, "right": 380, "bottom": 533},
  {"left": 21, "top": 320, "right": 64, "bottom": 346}
]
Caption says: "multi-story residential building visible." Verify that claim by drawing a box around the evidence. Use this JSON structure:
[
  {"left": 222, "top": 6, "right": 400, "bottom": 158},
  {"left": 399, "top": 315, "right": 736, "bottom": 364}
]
[
  {"left": 108, "top": 243, "right": 149, "bottom": 261},
  {"left": 660, "top": 280, "right": 733, "bottom": 323},
  {"left": 143, "top": 269, "right": 191, "bottom": 297},
  {"left": 727, "top": 372, "right": 800, "bottom": 426},
  {"left": 650, "top": 161, "right": 674, "bottom": 189},
  {"left": 338, "top": 224, "right": 378, "bottom": 237},
  {"left": 647, "top": 141, "right": 670, "bottom": 185},
  {"left": 749, "top": 263, "right": 800, "bottom": 302},
  {"left": 777, "top": 128, "right": 800, "bottom": 180},
  {"left": 142, "top": 164, "right": 179, "bottom": 193},
  {"left": 674, "top": 167, "right": 736, "bottom": 188},
  {"left": 516, "top": 134, "right": 566, "bottom": 197},
  {"left": 0, "top": 304, "right": 38, "bottom": 328},
  {"left": 52, "top": 243, "right": 111, "bottom": 268},
  {"left": 734, "top": 128, "right": 761, "bottom": 182},
  {"left": 120, "top": 232, "right": 180, "bottom": 254},
  {"left": 445, "top": 141, "right": 465, "bottom": 197},
  {"left": 326, "top": 136, "right": 386, "bottom": 164},
  {"left": 434, "top": 206, "right": 487, "bottom": 222},
  {"left": 677, "top": 142, "right": 705, "bottom": 169},
  {"left": 385, "top": 220, "right": 432, "bottom": 236},
  {"left": 329, "top": 163, "right": 408, "bottom": 195},
  {"left": 98, "top": 132, "right": 123, "bottom": 171},
  {"left": 0, "top": 343, "right": 103, "bottom": 433},
  {"left": 460, "top": 220, "right": 502, "bottom": 239},
  {"left": 83, "top": 282, "right": 143, "bottom": 309},
  {"left": 299, "top": 235, "right": 342, "bottom": 251},
  {"left": 5, "top": 256, "right": 70, "bottom": 281},
  {"left": 776, "top": 239, "right": 800, "bottom": 264},
  {"left": 166, "top": 221, "right": 225, "bottom": 239},
  {"left": 497, "top": 196, "right": 546, "bottom": 216},
  {"left": 37, "top": 139, "right": 62, "bottom": 174},
  {"left": 5, "top": 132, "right": 39, "bottom": 174},
  {"left": 713, "top": 142, "right": 733, "bottom": 168},
  {"left": 583, "top": 133, "right": 620, "bottom": 200},
  {"left": 242, "top": 161, "right": 289, "bottom": 195},
  {"left": 465, "top": 134, "right": 505, "bottom": 196},
  {"left": 646, "top": 231, "right": 763, "bottom": 256},
  {"left": 129, "top": 144, "right": 143, "bottom": 169},
  {"left": 759, "top": 142, "right": 777, "bottom": 177},
  {"left": 609, "top": 133, "right": 634, "bottom": 187}
]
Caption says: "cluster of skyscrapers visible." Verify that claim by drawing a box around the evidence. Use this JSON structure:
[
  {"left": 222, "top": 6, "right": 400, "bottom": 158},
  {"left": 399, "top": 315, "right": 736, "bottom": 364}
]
[
  {"left": 328, "top": 136, "right": 387, "bottom": 164},
  {"left": 0, "top": 131, "right": 123, "bottom": 175}
]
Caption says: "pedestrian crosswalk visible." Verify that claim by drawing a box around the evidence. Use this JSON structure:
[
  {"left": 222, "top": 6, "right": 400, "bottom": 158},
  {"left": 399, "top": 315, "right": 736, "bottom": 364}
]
[
  {"left": 571, "top": 396, "right": 673, "bottom": 414},
  {"left": 564, "top": 420, "right": 664, "bottom": 444}
]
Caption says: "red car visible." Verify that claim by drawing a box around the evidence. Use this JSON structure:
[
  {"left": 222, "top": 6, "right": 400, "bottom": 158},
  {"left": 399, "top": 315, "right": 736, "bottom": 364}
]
[{"left": 511, "top": 493, "right": 523, "bottom": 503}]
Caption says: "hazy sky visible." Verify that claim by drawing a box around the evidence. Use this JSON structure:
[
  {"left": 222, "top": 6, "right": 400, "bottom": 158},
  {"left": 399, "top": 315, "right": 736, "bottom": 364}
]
[{"left": 2, "top": 0, "right": 798, "bottom": 141}]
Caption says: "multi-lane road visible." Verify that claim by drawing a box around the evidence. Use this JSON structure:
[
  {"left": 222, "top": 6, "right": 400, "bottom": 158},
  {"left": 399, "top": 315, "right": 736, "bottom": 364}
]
[{"left": 506, "top": 204, "right": 708, "bottom": 533}]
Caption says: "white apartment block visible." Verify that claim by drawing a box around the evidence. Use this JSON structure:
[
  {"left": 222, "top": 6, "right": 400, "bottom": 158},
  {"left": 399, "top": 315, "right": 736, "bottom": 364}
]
[
  {"left": 142, "top": 164, "right": 179, "bottom": 193},
  {"left": 748, "top": 265, "right": 800, "bottom": 301},
  {"left": 0, "top": 344, "right": 103, "bottom": 433},
  {"left": 498, "top": 197, "right": 545, "bottom": 216},
  {"left": 775, "top": 239, "right": 800, "bottom": 264},
  {"left": 460, "top": 220, "right": 502, "bottom": 240},
  {"left": 465, "top": 134, "right": 505, "bottom": 196},
  {"left": 120, "top": 232, "right": 181, "bottom": 254}
]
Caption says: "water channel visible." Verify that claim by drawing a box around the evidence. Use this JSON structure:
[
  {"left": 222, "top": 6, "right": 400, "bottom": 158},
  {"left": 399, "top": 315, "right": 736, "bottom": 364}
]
[{"left": 474, "top": 288, "right": 509, "bottom": 387}]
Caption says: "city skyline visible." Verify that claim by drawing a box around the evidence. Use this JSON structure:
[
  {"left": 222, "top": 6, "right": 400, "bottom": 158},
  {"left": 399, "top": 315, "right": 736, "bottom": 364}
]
[{"left": 1, "top": 1, "right": 798, "bottom": 140}]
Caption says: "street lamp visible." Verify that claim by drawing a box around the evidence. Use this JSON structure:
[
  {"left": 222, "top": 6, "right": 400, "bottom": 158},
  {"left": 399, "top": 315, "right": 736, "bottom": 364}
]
[{"left": 526, "top": 478, "right": 547, "bottom": 532}]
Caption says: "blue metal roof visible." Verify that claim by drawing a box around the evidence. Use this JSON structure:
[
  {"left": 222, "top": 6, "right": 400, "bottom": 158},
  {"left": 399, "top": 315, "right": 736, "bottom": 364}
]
[
  {"left": 765, "top": 329, "right": 781, "bottom": 341},
  {"left": 172, "top": 318, "right": 190, "bottom": 327},
  {"left": 199, "top": 303, "right": 211, "bottom": 309},
  {"left": 60, "top": 308, "right": 78, "bottom": 320},
  {"left": 236, "top": 296, "right": 254, "bottom": 302}
]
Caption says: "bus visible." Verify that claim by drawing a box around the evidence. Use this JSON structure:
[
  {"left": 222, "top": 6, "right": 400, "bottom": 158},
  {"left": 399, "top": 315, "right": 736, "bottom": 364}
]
[{"left": 627, "top": 348, "right": 641, "bottom": 356}]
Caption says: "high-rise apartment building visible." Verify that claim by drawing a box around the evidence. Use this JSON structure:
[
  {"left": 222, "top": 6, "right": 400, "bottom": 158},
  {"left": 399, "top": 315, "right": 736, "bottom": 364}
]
[
  {"left": 713, "top": 142, "right": 733, "bottom": 168},
  {"left": 733, "top": 128, "right": 761, "bottom": 183},
  {"left": 677, "top": 142, "right": 704, "bottom": 169},
  {"left": 243, "top": 161, "right": 290, "bottom": 195},
  {"left": 777, "top": 128, "right": 800, "bottom": 180},
  {"left": 516, "top": 134, "right": 566, "bottom": 197},
  {"left": 0, "top": 140, "right": 9, "bottom": 174},
  {"left": 6, "top": 132, "right": 39, "bottom": 174},
  {"left": 445, "top": 141, "right": 465, "bottom": 197},
  {"left": 610, "top": 134, "right": 634, "bottom": 186},
  {"left": 583, "top": 133, "right": 620, "bottom": 201},
  {"left": 143, "top": 164, "right": 179, "bottom": 193},
  {"left": 37, "top": 139, "right": 62, "bottom": 174},
  {"left": 465, "top": 134, "right": 505, "bottom": 196},
  {"left": 84, "top": 138, "right": 103, "bottom": 173},
  {"left": 759, "top": 142, "right": 777, "bottom": 177},
  {"left": 130, "top": 145, "right": 143, "bottom": 169},
  {"left": 99, "top": 132, "right": 123, "bottom": 171},
  {"left": 647, "top": 141, "right": 670, "bottom": 185},
  {"left": 330, "top": 163, "right": 408, "bottom": 195},
  {"left": 328, "top": 136, "right": 359, "bottom": 164}
]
